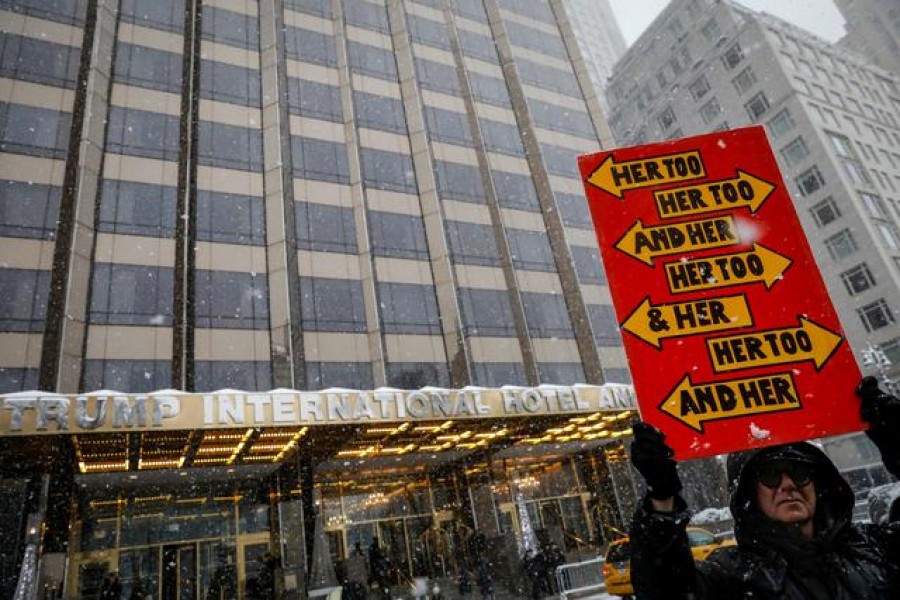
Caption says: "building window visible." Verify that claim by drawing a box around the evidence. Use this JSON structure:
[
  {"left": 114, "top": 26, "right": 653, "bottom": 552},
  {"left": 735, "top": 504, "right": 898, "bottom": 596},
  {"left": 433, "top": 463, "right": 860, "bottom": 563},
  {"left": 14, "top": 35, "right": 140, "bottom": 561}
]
[
  {"left": 881, "top": 339, "right": 900, "bottom": 367},
  {"left": 699, "top": 98, "right": 722, "bottom": 124},
  {"left": 826, "top": 131, "right": 855, "bottom": 158},
  {"left": 195, "top": 270, "right": 268, "bottom": 329},
  {"left": 701, "top": 19, "right": 721, "bottom": 44},
  {"left": 658, "top": 107, "right": 676, "bottom": 130},
  {"left": 810, "top": 197, "right": 841, "bottom": 227},
  {"left": 378, "top": 282, "right": 442, "bottom": 335},
  {"left": 824, "top": 229, "right": 857, "bottom": 260},
  {"left": 768, "top": 109, "right": 795, "bottom": 138},
  {"left": 860, "top": 191, "right": 888, "bottom": 219},
  {"left": 732, "top": 66, "right": 757, "bottom": 94},
  {"left": 877, "top": 222, "right": 900, "bottom": 250},
  {"left": 780, "top": 136, "right": 809, "bottom": 167},
  {"left": 689, "top": 76, "right": 710, "bottom": 101},
  {"left": 858, "top": 299, "right": 895, "bottom": 332},
  {"left": 796, "top": 166, "right": 825, "bottom": 196},
  {"left": 722, "top": 42, "right": 743, "bottom": 69},
  {"left": 300, "top": 277, "right": 367, "bottom": 332},
  {"left": 841, "top": 264, "right": 876, "bottom": 295},
  {"left": 745, "top": 92, "right": 770, "bottom": 120}
]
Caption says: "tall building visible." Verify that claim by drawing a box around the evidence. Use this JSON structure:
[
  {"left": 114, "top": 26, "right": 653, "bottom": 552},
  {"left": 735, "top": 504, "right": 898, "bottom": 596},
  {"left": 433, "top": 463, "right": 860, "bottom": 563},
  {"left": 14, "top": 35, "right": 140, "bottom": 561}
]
[
  {"left": 607, "top": 0, "right": 900, "bottom": 503},
  {"left": 0, "top": 0, "right": 643, "bottom": 597},
  {"left": 836, "top": 0, "right": 900, "bottom": 75},
  {"left": 559, "top": 0, "right": 627, "bottom": 114}
]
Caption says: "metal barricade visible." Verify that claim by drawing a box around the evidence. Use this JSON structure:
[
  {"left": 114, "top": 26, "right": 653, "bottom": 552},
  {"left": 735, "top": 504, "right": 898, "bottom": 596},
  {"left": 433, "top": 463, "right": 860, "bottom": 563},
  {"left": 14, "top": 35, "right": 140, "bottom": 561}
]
[{"left": 555, "top": 556, "right": 606, "bottom": 600}]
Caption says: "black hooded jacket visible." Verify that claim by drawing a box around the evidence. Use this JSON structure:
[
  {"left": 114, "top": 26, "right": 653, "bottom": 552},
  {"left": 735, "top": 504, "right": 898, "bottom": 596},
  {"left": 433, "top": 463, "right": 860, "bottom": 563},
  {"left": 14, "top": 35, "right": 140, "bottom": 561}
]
[{"left": 630, "top": 442, "right": 900, "bottom": 599}]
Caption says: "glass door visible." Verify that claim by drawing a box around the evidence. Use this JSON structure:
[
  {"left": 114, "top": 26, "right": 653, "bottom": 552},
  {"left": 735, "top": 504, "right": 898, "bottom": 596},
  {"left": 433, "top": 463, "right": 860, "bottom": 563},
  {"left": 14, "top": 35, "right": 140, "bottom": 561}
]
[{"left": 162, "top": 544, "right": 197, "bottom": 600}]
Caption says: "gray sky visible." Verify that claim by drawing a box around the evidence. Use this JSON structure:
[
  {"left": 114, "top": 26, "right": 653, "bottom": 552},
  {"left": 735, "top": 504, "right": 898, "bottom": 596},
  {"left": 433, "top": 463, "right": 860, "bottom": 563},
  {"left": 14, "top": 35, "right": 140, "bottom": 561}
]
[{"left": 609, "top": 0, "right": 846, "bottom": 46}]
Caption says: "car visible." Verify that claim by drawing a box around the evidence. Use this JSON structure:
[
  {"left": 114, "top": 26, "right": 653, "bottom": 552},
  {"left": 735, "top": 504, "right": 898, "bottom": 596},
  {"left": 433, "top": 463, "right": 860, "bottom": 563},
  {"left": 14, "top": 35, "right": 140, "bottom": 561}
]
[{"left": 601, "top": 527, "right": 736, "bottom": 599}]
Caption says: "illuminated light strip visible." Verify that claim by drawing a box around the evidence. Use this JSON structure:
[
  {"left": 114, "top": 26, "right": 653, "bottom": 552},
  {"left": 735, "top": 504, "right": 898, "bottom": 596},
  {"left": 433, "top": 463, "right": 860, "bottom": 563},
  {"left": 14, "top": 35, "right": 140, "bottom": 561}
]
[
  {"left": 139, "top": 458, "right": 180, "bottom": 470},
  {"left": 242, "top": 454, "right": 278, "bottom": 461},
  {"left": 82, "top": 461, "right": 128, "bottom": 472},
  {"left": 196, "top": 446, "right": 235, "bottom": 455}
]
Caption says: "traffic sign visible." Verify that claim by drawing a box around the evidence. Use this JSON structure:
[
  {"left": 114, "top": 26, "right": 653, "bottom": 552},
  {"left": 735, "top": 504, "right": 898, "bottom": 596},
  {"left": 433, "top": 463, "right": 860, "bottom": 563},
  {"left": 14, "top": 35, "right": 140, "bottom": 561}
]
[{"left": 579, "top": 126, "right": 862, "bottom": 459}]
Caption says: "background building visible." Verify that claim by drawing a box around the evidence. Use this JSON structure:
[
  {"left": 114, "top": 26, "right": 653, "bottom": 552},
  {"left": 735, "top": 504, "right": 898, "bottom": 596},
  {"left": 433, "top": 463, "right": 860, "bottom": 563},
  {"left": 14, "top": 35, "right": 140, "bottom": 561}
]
[
  {"left": 560, "top": 0, "right": 627, "bottom": 115},
  {"left": 0, "top": 0, "right": 629, "bottom": 396},
  {"left": 836, "top": 0, "right": 900, "bottom": 75},
  {"left": 606, "top": 0, "right": 900, "bottom": 508}
]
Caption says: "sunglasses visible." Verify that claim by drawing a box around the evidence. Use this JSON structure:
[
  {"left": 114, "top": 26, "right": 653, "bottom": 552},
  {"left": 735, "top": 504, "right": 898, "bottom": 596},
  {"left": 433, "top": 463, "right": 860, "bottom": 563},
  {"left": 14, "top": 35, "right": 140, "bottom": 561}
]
[{"left": 756, "top": 461, "right": 814, "bottom": 489}]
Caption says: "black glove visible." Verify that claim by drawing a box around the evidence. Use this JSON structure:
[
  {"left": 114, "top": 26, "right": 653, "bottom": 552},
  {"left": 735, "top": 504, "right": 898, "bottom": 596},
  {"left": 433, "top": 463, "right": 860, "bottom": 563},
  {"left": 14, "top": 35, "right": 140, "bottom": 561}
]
[
  {"left": 630, "top": 421, "right": 682, "bottom": 500},
  {"left": 856, "top": 377, "right": 900, "bottom": 476}
]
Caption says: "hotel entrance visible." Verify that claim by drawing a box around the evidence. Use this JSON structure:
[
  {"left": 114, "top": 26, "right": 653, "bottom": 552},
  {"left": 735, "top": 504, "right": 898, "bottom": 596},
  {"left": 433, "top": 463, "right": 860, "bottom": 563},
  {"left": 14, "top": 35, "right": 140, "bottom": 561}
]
[{"left": 1, "top": 384, "right": 639, "bottom": 598}]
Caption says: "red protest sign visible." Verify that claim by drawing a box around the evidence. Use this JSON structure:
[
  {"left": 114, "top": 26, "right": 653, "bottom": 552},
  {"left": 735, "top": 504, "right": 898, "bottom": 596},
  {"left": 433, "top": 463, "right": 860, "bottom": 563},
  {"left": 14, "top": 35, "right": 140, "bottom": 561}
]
[{"left": 579, "top": 126, "right": 862, "bottom": 460}]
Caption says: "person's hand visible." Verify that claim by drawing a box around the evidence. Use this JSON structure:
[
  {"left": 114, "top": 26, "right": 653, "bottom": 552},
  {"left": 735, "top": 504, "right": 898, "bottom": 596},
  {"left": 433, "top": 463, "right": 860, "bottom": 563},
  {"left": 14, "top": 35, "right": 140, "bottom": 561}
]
[
  {"left": 856, "top": 376, "right": 900, "bottom": 455},
  {"left": 630, "top": 421, "right": 682, "bottom": 500}
]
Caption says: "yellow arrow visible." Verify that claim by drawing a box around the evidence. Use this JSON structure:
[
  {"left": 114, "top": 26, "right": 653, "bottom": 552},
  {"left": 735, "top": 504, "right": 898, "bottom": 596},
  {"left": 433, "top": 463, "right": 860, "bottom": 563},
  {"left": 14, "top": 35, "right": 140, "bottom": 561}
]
[
  {"left": 622, "top": 294, "right": 754, "bottom": 349},
  {"left": 615, "top": 216, "right": 739, "bottom": 266},
  {"left": 585, "top": 151, "right": 706, "bottom": 198},
  {"left": 707, "top": 317, "right": 843, "bottom": 373},
  {"left": 664, "top": 244, "right": 792, "bottom": 294},
  {"left": 659, "top": 372, "right": 802, "bottom": 433},
  {"left": 653, "top": 170, "right": 776, "bottom": 219}
]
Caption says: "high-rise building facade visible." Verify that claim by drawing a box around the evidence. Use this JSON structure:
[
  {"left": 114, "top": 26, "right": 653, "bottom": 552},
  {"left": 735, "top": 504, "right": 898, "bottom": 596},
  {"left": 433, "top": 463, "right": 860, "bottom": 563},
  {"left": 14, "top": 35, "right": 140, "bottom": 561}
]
[
  {"left": 836, "top": 0, "right": 900, "bottom": 75},
  {"left": 607, "top": 0, "right": 900, "bottom": 497},
  {"left": 0, "top": 0, "right": 627, "bottom": 396},
  {"left": 559, "top": 0, "right": 627, "bottom": 115}
]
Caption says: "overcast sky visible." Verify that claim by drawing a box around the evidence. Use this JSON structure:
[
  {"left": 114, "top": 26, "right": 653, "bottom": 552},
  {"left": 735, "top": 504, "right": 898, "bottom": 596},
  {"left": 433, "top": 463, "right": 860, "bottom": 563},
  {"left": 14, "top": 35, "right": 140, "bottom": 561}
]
[{"left": 608, "top": 0, "right": 846, "bottom": 46}]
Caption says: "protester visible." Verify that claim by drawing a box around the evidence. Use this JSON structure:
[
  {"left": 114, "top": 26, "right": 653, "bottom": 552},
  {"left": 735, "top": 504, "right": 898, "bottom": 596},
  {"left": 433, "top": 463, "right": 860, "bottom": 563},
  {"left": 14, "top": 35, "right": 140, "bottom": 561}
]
[{"left": 628, "top": 376, "right": 900, "bottom": 598}]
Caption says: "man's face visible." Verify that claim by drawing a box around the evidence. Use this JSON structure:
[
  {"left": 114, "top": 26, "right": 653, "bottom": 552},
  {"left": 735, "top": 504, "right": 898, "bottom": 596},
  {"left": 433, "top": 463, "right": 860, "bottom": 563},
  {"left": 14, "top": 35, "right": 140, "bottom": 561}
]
[{"left": 754, "top": 460, "right": 817, "bottom": 532}]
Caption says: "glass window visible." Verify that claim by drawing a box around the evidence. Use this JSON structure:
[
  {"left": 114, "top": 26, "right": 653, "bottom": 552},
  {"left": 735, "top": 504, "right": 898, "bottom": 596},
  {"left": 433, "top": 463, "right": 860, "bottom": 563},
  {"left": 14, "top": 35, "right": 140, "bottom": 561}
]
[
  {"left": 300, "top": 277, "right": 367, "bottom": 332},
  {"left": 414, "top": 58, "right": 460, "bottom": 95},
  {"left": 1, "top": 103, "right": 72, "bottom": 159},
  {"left": 456, "top": 29, "right": 498, "bottom": 63},
  {"left": 722, "top": 42, "right": 743, "bottom": 69},
  {"left": 505, "top": 21, "right": 567, "bottom": 59},
  {"left": 809, "top": 197, "right": 840, "bottom": 227},
  {"left": 480, "top": 119, "right": 525, "bottom": 156},
  {"left": 458, "top": 288, "right": 517, "bottom": 336},
  {"left": 858, "top": 299, "right": 895, "bottom": 332},
  {"left": 795, "top": 166, "right": 825, "bottom": 196},
  {"left": 359, "top": 148, "right": 418, "bottom": 193},
  {"left": 0, "top": 181, "right": 62, "bottom": 240},
  {"left": 732, "top": 66, "right": 757, "bottom": 94},
  {"left": 699, "top": 98, "right": 722, "bottom": 124},
  {"left": 768, "top": 109, "right": 795, "bottom": 138},
  {"left": 199, "top": 60, "right": 261, "bottom": 107},
  {"left": 114, "top": 43, "right": 182, "bottom": 93},
  {"left": 83, "top": 360, "right": 173, "bottom": 394},
  {"left": 296, "top": 202, "right": 358, "bottom": 254},
  {"left": 0, "top": 268, "right": 50, "bottom": 332},
  {"left": 446, "top": 221, "right": 501, "bottom": 266},
  {"left": 435, "top": 161, "right": 485, "bottom": 202},
  {"left": 745, "top": 92, "right": 770, "bottom": 120},
  {"left": 287, "top": 78, "right": 343, "bottom": 122},
  {"left": 285, "top": 0, "right": 332, "bottom": 17},
  {"left": 841, "top": 264, "right": 876, "bottom": 296},
  {"left": 471, "top": 363, "right": 526, "bottom": 387},
  {"left": 344, "top": 0, "right": 389, "bottom": 32},
  {"left": 369, "top": 211, "right": 429, "bottom": 260},
  {"left": 0, "top": 34, "right": 80, "bottom": 88},
  {"left": 689, "top": 75, "right": 710, "bottom": 101},
  {"left": 407, "top": 14, "right": 449, "bottom": 48},
  {"left": 197, "top": 121, "right": 263, "bottom": 171},
  {"left": 194, "top": 361, "right": 271, "bottom": 392},
  {"left": 284, "top": 26, "right": 337, "bottom": 67},
  {"left": 492, "top": 171, "right": 539, "bottom": 212},
  {"left": 824, "top": 229, "right": 857, "bottom": 260},
  {"left": 201, "top": 6, "right": 259, "bottom": 50},
  {"left": 469, "top": 72, "right": 511, "bottom": 106},
  {"left": 507, "top": 229, "right": 555, "bottom": 272},
  {"left": 780, "top": 137, "right": 809, "bottom": 167},
  {"left": 106, "top": 106, "right": 179, "bottom": 161},
  {"left": 588, "top": 304, "right": 620, "bottom": 346},
  {"left": 89, "top": 264, "right": 174, "bottom": 326},
  {"left": 657, "top": 107, "right": 676, "bottom": 130},
  {"left": 196, "top": 191, "right": 265, "bottom": 245},
  {"left": 291, "top": 137, "right": 350, "bottom": 183},
  {"left": 521, "top": 292, "right": 574, "bottom": 338},
  {"left": 378, "top": 282, "right": 441, "bottom": 334},
  {"left": 424, "top": 106, "right": 472, "bottom": 146},
  {"left": 528, "top": 99, "right": 594, "bottom": 139},
  {"left": 354, "top": 91, "right": 407, "bottom": 133},
  {"left": 537, "top": 362, "right": 585, "bottom": 384},
  {"left": 120, "top": 0, "right": 184, "bottom": 32},
  {"left": 860, "top": 192, "right": 888, "bottom": 219},
  {"left": 516, "top": 58, "right": 581, "bottom": 98},
  {"left": 306, "top": 362, "right": 373, "bottom": 390},
  {"left": 541, "top": 143, "right": 582, "bottom": 179},
  {"left": 98, "top": 180, "right": 176, "bottom": 238},
  {"left": 701, "top": 19, "right": 720, "bottom": 43},
  {"left": 348, "top": 42, "right": 398, "bottom": 80},
  {"left": 571, "top": 246, "right": 605, "bottom": 284},
  {"left": 386, "top": 363, "right": 450, "bottom": 388},
  {"left": 195, "top": 270, "right": 269, "bottom": 329}
]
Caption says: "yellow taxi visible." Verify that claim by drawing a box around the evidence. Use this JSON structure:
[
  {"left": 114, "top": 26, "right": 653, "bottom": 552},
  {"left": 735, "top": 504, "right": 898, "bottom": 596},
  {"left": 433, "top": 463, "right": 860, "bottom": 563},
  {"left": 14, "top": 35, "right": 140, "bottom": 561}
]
[{"left": 601, "top": 527, "right": 736, "bottom": 598}]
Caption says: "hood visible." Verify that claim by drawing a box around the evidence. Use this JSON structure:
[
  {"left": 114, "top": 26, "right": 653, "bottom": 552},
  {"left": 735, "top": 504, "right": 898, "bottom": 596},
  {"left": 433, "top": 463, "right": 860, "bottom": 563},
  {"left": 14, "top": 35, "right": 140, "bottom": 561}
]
[{"left": 727, "top": 442, "right": 854, "bottom": 547}]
